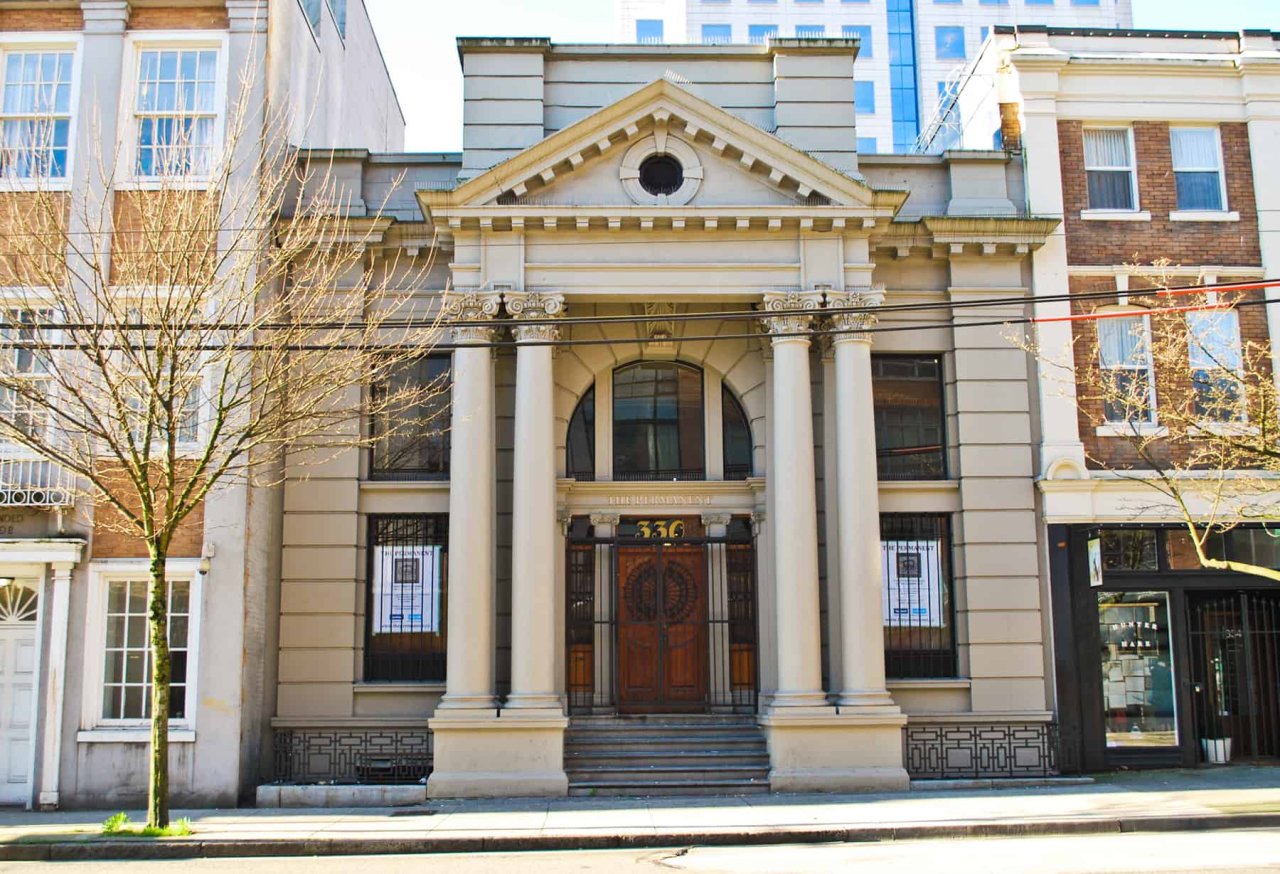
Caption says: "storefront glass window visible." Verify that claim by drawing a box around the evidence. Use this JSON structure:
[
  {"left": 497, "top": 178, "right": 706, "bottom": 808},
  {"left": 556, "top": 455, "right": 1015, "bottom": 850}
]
[
  {"left": 1165, "top": 529, "right": 1227, "bottom": 570},
  {"left": 1226, "top": 528, "right": 1280, "bottom": 570},
  {"left": 1100, "top": 529, "right": 1158, "bottom": 571},
  {"left": 1097, "top": 591, "right": 1178, "bottom": 747}
]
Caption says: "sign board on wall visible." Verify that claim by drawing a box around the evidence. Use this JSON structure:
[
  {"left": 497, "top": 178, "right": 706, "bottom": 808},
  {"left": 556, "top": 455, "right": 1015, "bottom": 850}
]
[
  {"left": 882, "top": 539, "right": 944, "bottom": 627},
  {"left": 1088, "top": 537, "right": 1103, "bottom": 588},
  {"left": 372, "top": 545, "right": 442, "bottom": 634}
]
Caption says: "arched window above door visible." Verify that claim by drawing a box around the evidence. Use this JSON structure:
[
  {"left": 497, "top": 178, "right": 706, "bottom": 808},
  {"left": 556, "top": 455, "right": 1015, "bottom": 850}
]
[{"left": 613, "top": 361, "right": 705, "bottom": 481}]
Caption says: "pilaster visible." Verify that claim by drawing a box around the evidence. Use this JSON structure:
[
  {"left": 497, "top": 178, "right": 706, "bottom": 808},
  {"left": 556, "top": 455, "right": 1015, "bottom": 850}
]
[{"left": 38, "top": 563, "right": 75, "bottom": 809}]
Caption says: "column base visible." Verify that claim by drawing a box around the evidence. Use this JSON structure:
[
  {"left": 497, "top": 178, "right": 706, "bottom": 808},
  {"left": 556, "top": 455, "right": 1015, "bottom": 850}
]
[
  {"left": 759, "top": 710, "right": 909, "bottom": 793},
  {"left": 834, "top": 689, "right": 899, "bottom": 710},
  {"left": 426, "top": 710, "right": 568, "bottom": 798}
]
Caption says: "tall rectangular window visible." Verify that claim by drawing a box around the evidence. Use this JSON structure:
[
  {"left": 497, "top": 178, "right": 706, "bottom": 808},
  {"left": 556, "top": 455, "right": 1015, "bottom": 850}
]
[
  {"left": 0, "top": 309, "right": 51, "bottom": 440},
  {"left": 1083, "top": 128, "right": 1137, "bottom": 211},
  {"left": 1171, "top": 127, "right": 1225, "bottom": 212},
  {"left": 365, "top": 515, "right": 449, "bottom": 682},
  {"left": 1097, "top": 591, "right": 1177, "bottom": 748},
  {"left": 134, "top": 48, "right": 219, "bottom": 177},
  {"left": 843, "top": 25, "right": 872, "bottom": 56},
  {"left": 0, "top": 50, "right": 73, "bottom": 179},
  {"left": 934, "top": 26, "right": 966, "bottom": 60},
  {"left": 872, "top": 354, "right": 946, "bottom": 480},
  {"left": 102, "top": 578, "right": 192, "bottom": 720},
  {"left": 636, "top": 19, "right": 664, "bottom": 43},
  {"left": 1187, "top": 309, "right": 1243, "bottom": 421},
  {"left": 887, "top": 0, "right": 920, "bottom": 151},
  {"left": 748, "top": 24, "right": 778, "bottom": 44},
  {"left": 796, "top": 25, "right": 826, "bottom": 38},
  {"left": 855, "top": 80, "right": 876, "bottom": 114},
  {"left": 371, "top": 357, "right": 451, "bottom": 480},
  {"left": 1097, "top": 314, "right": 1155, "bottom": 424},
  {"left": 701, "top": 24, "right": 732, "bottom": 44},
  {"left": 882, "top": 514, "right": 956, "bottom": 678}
]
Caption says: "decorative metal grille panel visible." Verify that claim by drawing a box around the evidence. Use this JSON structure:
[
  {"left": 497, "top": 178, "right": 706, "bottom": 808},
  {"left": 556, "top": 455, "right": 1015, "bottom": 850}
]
[
  {"left": 272, "top": 728, "right": 432, "bottom": 785},
  {"left": 904, "top": 722, "right": 1075, "bottom": 779},
  {"left": 882, "top": 513, "right": 957, "bottom": 679}
]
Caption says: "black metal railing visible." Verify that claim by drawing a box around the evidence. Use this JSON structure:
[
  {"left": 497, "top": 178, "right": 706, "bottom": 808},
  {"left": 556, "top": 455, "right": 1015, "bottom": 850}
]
[
  {"left": 882, "top": 513, "right": 957, "bottom": 679},
  {"left": 566, "top": 525, "right": 758, "bottom": 715},
  {"left": 612, "top": 468, "right": 707, "bottom": 482},
  {"left": 723, "top": 464, "right": 752, "bottom": 481},
  {"left": 364, "top": 515, "right": 449, "bottom": 682},
  {"left": 273, "top": 728, "right": 432, "bottom": 785},
  {"left": 904, "top": 722, "right": 1076, "bottom": 778}
]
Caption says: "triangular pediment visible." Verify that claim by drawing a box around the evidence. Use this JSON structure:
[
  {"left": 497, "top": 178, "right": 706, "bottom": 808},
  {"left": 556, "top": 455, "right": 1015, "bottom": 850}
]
[{"left": 419, "top": 78, "right": 906, "bottom": 221}]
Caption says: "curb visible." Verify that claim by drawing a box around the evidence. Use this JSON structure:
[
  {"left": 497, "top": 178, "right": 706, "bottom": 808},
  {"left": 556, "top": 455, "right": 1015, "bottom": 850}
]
[{"left": 3, "top": 812, "right": 1279, "bottom": 860}]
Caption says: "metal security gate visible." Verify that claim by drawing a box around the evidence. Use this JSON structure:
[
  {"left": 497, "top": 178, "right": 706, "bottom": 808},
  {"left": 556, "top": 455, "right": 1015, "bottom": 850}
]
[
  {"left": 566, "top": 520, "right": 757, "bottom": 715},
  {"left": 1188, "top": 591, "right": 1280, "bottom": 762}
]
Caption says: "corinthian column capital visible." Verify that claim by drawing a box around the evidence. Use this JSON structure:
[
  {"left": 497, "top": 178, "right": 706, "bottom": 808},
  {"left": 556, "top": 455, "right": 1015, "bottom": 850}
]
[
  {"left": 505, "top": 291, "right": 565, "bottom": 343},
  {"left": 443, "top": 289, "right": 503, "bottom": 343},
  {"left": 759, "top": 289, "right": 825, "bottom": 337},
  {"left": 826, "top": 287, "right": 886, "bottom": 340}
]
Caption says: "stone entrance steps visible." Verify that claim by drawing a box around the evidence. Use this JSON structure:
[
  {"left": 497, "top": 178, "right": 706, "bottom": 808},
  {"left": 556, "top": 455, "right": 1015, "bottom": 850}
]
[{"left": 565, "top": 715, "right": 770, "bottom": 797}]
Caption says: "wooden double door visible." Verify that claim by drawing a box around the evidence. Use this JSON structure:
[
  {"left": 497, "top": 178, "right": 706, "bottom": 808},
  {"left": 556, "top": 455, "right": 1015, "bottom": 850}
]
[{"left": 616, "top": 526, "right": 708, "bottom": 713}]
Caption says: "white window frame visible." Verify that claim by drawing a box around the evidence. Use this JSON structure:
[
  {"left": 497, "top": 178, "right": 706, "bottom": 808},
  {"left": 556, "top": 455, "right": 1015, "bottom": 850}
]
[
  {"left": 116, "top": 293, "right": 208, "bottom": 453},
  {"left": 0, "top": 303, "right": 58, "bottom": 449},
  {"left": 118, "top": 32, "right": 229, "bottom": 189},
  {"left": 1095, "top": 308, "right": 1160, "bottom": 433},
  {"left": 1082, "top": 126, "right": 1142, "bottom": 217},
  {"left": 1169, "top": 125, "right": 1233, "bottom": 219},
  {"left": 0, "top": 35, "right": 81, "bottom": 191},
  {"left": 78, "top": 558, "right": 203, "bottom": 741},
  {"left": 1186, "top": 306, "right": 1246, "bottom": 425}
]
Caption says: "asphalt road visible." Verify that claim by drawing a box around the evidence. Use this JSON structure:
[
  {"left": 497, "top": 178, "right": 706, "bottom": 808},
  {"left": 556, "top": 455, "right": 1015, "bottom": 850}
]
[{"left": 1, "top": 829, "right": 1277, "bottom": 873}]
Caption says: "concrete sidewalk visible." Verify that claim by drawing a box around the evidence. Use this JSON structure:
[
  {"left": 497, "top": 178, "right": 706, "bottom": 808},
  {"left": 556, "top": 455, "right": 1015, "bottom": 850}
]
[{"left": 1, "top": 767, "right": 1277, "bottom": 861}]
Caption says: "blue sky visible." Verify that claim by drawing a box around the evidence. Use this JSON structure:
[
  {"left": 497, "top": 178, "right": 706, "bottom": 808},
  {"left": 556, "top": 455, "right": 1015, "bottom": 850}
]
[{"left": 365, "top": 0, "right": 1279, "bottom": 151}]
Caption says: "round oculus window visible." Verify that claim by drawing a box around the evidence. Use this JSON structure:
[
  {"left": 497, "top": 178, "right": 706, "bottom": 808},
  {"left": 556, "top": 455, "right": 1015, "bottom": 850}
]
[{"left": 638, "top": 154, "right": 684, "bottom": 196}]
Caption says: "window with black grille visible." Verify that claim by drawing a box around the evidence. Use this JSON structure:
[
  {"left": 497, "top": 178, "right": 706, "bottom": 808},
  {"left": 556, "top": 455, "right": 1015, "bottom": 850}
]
[
  {"left": 872, "top": 354, "right": 946, "bottom": 480},
  {"left": 364, "top": 515, "right": 448, "bottom": 682},
  {"left": 882, "top": 513, "right": 956, "bottom": 678}
]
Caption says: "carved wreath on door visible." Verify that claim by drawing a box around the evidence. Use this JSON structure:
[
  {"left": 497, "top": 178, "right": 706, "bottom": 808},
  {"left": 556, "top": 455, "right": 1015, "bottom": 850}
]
[{"left": 624, "top": 560, "right": 697, "bottom": 623}]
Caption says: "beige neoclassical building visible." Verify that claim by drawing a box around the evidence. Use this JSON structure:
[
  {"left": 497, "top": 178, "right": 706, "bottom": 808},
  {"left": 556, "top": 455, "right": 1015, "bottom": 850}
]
[{"left": 267, "top": 37, "right": 1064, "bottom": 799}]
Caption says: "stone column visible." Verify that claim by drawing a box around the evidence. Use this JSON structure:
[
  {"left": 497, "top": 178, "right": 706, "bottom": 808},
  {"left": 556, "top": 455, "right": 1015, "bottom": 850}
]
[
  {"left": 759, "top": 291, "right": 830, "bottom": 712},
  {"left": 428, "top": 290, "right": 567, "bottom": 798},
  {"left": 504, "top": 292, "right": 564, "bottom": 712},
  {"left": 756, "top": 290, "right": 908, "bottom": 794},
  {"left": 38, "top": 563, "right": 75, "bottom": 809},
  {"left": 436, "top": 291, "right": 502, "bottom": 713},
  {"left": 827, "top": 290, "right": 899, "bottom": 712}
]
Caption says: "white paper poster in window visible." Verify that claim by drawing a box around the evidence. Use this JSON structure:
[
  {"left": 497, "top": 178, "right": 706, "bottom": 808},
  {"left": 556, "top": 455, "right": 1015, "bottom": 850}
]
[
  {"left": 372, "top": 545, "right": 441, "bottom": 634},
  {"left": 882, "top": 539, "right": 944, "bottom": 627}
]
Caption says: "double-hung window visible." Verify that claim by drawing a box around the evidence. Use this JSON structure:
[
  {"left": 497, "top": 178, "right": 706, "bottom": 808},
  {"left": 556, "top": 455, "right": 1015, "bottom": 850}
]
[
  {"left": 1170, "top": 127, "right": 1226, "bottom": 212},
  {"left": 133, "top": 46, "right": 220, "bottom": 178},
  {"left": 0, "top": 309, "right": 52, "bottom": 440},
  {"left": 0, "top": 49, "right": 74, "bottom": 180},
  {"left": 120, "top": 305, "right": 201, "bottom": 447},
  {"left": 1097, "top": 314, "right": 1155, "bottom": 425},
  {"left": 1187, "top": 308, "right": 1244, "bottom": 422},
  {"left": 748, "top": 24, "right": 778, "bottom": 45},
  {"left": 370, "top": 357, "right": 451, "bottom": 480},
  {"left": 1083, "top": 128, "right": 1137, "bottom": 211}
]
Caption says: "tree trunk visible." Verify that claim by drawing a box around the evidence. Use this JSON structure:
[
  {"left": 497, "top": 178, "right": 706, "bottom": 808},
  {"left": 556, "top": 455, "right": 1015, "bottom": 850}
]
[{"left": 147, "top": 546, "right": 171, "bottom": 829}]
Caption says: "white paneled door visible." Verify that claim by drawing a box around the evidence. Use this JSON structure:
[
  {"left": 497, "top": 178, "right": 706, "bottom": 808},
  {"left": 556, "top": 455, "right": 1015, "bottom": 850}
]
[{"left": 0, "top": 584, "right": 38, "bottom": 806}]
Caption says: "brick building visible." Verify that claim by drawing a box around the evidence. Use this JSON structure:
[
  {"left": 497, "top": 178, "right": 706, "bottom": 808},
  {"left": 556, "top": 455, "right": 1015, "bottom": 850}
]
[{"left": 948, "top": 26, "right": 1280, "bottom": 770}]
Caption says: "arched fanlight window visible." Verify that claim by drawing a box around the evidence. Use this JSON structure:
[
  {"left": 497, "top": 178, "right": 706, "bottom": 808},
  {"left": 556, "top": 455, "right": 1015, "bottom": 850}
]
[
  {"left": 566, "top": 385, "right": 595, "bottom": 481},
  {"left": 613, "top": 361, "right": 705, "bottom": 481},
  {"left": 722, "top": 385, "right": 753, "bottom": 481}
]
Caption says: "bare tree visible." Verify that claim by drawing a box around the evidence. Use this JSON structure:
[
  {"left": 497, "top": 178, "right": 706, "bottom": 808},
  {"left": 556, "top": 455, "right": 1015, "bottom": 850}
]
[
  {"left": 1034, "top": 262, "right": 1280, "bottom": 582},
  {"left": 0, "top": 65, "right": 445, "bottom": 827}
]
